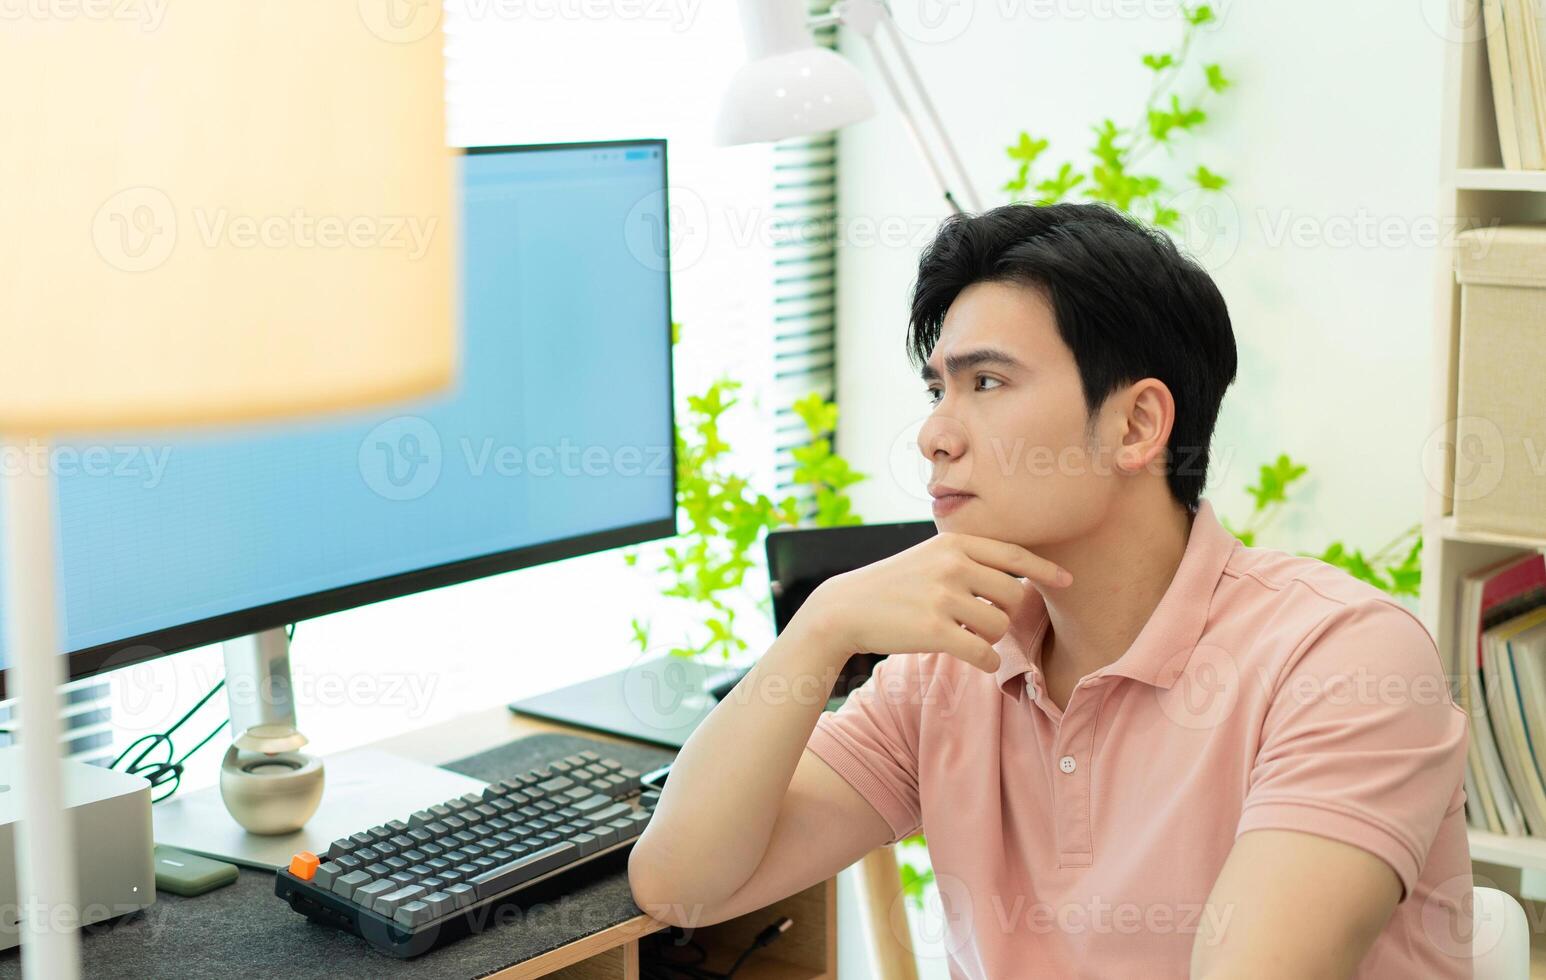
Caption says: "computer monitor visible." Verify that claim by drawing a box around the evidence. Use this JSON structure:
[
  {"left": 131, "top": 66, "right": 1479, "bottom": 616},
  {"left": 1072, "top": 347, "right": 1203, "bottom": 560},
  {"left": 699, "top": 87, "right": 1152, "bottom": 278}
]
[
  {"left": 0, "top": 139, "right": 677, "bottom": 865},
  {"left": 0, "top": 138, "right": 675, "bottom": 691}
]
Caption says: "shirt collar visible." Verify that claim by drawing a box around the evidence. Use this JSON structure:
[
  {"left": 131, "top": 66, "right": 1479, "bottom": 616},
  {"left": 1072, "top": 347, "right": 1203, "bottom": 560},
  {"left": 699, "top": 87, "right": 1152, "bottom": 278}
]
[{"left": 993, "top": 497, "right": 1238, "bottom": 697}]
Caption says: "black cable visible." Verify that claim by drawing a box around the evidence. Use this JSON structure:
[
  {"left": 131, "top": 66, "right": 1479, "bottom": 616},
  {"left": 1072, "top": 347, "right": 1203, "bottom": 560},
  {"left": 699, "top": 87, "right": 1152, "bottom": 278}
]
[
  {"left": 110, "top": 675, "right": 229, "bottom": 804},
  {"left": 640, "top": 916, "right": 793, "bottom": 980},
  {"left": 107, "top": 621, "right": 294, "bottom": 802}
]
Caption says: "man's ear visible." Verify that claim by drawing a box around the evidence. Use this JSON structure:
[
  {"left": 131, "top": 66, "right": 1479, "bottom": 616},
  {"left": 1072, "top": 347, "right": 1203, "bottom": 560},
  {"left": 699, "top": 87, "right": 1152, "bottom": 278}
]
[{"left": 1117, "top": 378, "right": 1175, "bottom": 475}]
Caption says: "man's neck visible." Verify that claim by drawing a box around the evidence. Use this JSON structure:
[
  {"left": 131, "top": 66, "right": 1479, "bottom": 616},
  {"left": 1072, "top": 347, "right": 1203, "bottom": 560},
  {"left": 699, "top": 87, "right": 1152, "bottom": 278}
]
[{"left": 1032, "top": 495, "right": 1195, "bottom": 685}]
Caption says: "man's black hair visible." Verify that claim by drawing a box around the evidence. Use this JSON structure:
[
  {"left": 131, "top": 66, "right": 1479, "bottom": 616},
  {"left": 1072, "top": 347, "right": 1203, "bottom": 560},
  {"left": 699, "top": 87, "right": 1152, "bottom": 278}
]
[{"left": 907, "top": 201, "right": 1238, "bottom": 513}]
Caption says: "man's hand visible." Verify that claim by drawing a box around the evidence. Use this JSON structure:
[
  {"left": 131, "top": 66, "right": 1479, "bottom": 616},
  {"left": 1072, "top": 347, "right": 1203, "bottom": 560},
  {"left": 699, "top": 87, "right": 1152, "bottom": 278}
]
[
  {"left": 1191, "top": 829, "right": 1402, "bottom": 979},
  {"left": 796, "top": 531, "right": 1073, "bottom": 674}
]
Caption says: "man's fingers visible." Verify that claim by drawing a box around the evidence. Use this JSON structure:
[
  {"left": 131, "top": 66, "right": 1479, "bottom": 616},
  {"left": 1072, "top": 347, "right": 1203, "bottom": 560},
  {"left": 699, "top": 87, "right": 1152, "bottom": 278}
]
[
  {"left": 948, "top": 593, "right": 1010, "bottom": 645},
  {"left": 963, "top": 562, "right": 1030, "bottom": 615},
  {"left": 955, "top": 534, "right": 1071, "bottom": 588},
  {"left": 940, "top": 625, "right": 1001, "bottom": 674}
]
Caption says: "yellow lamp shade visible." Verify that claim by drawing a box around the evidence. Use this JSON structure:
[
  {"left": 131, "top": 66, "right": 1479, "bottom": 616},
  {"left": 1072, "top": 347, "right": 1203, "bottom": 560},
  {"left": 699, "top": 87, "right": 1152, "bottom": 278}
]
[{"left": 0, "top": 2, "right": 457, "bottom": 432}]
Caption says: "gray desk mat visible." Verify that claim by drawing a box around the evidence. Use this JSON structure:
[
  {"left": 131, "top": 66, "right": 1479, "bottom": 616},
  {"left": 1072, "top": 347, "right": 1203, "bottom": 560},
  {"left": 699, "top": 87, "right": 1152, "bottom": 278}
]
[{"left": 0, "top": 732, "right": 678, "bottom": 980}]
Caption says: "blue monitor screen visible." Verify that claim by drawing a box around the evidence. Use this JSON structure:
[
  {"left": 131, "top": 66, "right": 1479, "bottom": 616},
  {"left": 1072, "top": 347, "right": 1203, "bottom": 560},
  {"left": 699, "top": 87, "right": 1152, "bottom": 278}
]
[{"left": 1, "top": 141, "right": 675, "bottom": 672}]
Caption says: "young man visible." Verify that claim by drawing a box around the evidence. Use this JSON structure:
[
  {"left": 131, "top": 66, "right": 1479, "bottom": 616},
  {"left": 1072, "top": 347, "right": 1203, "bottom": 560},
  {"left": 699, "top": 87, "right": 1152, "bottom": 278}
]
[{"left": 628, "top": 203, "right": 1471, "bottom": 978}]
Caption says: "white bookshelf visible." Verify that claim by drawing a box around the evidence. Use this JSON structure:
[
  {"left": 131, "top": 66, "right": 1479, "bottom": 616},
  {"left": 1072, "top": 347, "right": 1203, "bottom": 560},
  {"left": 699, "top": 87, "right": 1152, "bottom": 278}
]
[{"left": 1426, "top": 2, "right": 1546, "bottom": 960}]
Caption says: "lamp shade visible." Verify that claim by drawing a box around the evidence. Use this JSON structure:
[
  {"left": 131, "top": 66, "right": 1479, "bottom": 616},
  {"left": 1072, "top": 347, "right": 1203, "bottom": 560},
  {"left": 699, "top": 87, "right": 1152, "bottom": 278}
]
[
  {"left": 0, "top": 2, "right": 456, "bottom": 432},
  {"left": 714, "top": 0, "right": 875, "bottom": 145}
]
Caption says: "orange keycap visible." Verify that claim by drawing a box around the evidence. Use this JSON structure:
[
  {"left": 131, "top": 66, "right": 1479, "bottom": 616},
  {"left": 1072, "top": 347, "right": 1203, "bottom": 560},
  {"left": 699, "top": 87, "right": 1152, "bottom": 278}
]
[{"left": 288, "top": 851, "right": 320, "bottom": 880}]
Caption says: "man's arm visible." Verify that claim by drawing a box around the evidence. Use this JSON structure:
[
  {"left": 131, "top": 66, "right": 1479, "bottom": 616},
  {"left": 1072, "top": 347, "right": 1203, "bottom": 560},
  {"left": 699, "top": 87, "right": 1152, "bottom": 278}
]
[
  {"left": 1192, "top": 599, "right": 1470, "bottom": 978},
  {"left": 626, "top": 616, "right": 896, "bottom": 929},
  {"left": 1191, "top": 829, "right": 1401, "bottom": 979}
]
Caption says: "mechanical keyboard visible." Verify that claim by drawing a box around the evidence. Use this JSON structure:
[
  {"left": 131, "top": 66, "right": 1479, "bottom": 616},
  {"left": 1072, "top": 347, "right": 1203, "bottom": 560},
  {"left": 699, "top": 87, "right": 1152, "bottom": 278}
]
[{"left": 274, "top": 749, "right": 666, "bottom": 957}]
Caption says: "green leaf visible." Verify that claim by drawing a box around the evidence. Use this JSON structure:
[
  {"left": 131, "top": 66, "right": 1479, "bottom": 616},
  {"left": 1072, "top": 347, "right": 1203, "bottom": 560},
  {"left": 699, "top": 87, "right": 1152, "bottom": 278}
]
[
  {"left": 1192, "top": 164, "right": 1228, "bottom": 190},
  {"left": 1205, "top": 63, "right": 1231, "bottom": 93},
  {"left": 1186, "top": 4, "right": 1216, "bottom": 26},
  {"left": 1006, "top": 131, "right": 1050, "bottom": 164},
  {"left": 1246, "top": 454, "right": 1308, "bottom": 510},
  {"left": 1142, "top": 52, "right": 1175, "bottom": 71}
]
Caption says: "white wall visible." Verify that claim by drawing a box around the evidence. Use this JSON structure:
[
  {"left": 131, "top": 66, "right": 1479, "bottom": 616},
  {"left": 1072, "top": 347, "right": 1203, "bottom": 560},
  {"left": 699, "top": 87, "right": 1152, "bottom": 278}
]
[{"left": 834, "top": 0, "right": 1450, "bottom": 556}]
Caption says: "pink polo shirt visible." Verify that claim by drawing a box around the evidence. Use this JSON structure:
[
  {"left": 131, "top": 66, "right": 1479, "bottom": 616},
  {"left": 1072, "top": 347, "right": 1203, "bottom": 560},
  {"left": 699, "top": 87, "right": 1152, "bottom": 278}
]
[{"left": 805, "top": 498, "right": 1471, "bottom": 978}]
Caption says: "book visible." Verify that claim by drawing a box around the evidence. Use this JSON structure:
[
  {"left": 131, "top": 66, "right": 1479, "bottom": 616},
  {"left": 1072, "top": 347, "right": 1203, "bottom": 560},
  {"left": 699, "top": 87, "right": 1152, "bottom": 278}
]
[
  {"left": 1507, "top": 617, "right": 1546, "bottom": 809},
  {"left": 1483, "top": 605, "right": 1546, "bottom": 832},
  {"left": 1453, "top": 547, "right": 1539, "bottom": 828},
  {"left": 1487, "top": 0, "right": 1524, "bottom": 169},
  {"left": 1505, "top": 0, "right": 1545, "bottom": 167}
]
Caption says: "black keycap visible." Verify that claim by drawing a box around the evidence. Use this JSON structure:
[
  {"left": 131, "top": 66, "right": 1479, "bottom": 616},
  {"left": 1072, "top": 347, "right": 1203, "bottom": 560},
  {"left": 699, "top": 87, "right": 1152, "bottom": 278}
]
[
  {"left": 470, "top": 842, "right": 577, "bottom": 900},
  {"left": 587, "top": 802, "right": 632, "bottom": 824}
]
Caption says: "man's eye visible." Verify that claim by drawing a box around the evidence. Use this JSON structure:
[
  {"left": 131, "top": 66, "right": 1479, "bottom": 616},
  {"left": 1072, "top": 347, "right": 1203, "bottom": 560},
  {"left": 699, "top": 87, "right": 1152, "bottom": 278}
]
[{"left": 926, "top": 387, "right": 942, "bottom": 405}]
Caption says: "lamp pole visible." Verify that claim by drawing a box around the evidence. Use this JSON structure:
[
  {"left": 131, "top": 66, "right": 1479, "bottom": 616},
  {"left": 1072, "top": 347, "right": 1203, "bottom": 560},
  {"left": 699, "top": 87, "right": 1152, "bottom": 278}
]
[{"left": 1, "top": 436, "right": 83, "bottom": 980}]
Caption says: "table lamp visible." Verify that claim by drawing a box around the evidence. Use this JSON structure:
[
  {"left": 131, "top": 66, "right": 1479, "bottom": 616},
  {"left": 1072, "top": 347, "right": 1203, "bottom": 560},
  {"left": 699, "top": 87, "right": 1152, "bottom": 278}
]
[
  {"left": 0, "top": 6, "right": 457, "bottom": 977},
  {"left": 716, "top": 0, "right": 982, "bottom": 214}
]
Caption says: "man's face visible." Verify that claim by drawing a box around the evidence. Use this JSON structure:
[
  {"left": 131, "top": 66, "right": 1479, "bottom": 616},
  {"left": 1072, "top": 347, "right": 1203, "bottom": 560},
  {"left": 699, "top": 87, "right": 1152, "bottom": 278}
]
[{"left": 918, "top": 280, "right": 1118, "bottom": 547}]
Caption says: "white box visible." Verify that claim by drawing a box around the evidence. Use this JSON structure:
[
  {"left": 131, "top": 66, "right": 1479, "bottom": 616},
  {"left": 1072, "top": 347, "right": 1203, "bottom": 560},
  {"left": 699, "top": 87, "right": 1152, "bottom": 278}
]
[{"left": 0, "top": 747, "right": 155, "bottom": 950}]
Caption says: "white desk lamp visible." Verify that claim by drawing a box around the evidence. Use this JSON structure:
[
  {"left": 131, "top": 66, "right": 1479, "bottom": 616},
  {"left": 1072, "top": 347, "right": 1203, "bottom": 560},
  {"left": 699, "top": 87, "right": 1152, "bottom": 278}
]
[
  {"left": 0, "top": 7, "right": 456, "bottom": 978},
  {"left": 716, "top": 0, "right": 982, "bottom": 214}
]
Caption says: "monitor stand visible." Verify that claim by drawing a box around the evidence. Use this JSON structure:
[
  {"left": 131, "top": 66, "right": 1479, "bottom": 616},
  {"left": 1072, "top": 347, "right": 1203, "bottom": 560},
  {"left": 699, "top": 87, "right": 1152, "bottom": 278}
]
[
  {"left": 150, "top": 626, "right": 488, "bottom": 870},
  {"left": 508, "top": 655, "right": 753, "bottom": 749}
]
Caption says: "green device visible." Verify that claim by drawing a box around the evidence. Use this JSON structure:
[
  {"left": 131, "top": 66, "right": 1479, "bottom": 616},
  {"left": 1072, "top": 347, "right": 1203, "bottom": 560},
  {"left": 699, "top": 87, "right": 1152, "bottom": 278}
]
[{"left": 153, "top": 845, "right": 239, "bottom": 897}]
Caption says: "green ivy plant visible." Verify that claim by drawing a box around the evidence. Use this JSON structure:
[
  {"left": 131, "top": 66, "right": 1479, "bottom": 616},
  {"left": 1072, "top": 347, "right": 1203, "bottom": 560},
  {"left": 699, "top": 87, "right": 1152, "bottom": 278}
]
[
  {"left": 1221, "top": 453, "right": 1423, "bottom": 598},
  {"left": 1003, "top": 3, "right": 1230, "bottom": 229},
  {"left": 624, "top": 323, "right": 866, "bottom": 663}
]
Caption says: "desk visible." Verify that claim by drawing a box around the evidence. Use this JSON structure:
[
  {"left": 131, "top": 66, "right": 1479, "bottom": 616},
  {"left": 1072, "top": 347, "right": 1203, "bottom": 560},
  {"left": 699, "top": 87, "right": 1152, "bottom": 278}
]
[
  {"left": 372, "top": 706, "right": 840, "bottom": 979},
  {"left": 0, "top": 705, "right": 838, "bottom": 980}
]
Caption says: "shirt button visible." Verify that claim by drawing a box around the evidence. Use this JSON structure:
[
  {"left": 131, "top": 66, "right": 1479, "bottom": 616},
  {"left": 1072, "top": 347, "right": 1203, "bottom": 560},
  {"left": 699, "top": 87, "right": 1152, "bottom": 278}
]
[{"left": 1059, "top": 755, "right": 1076, "bottom": 774}]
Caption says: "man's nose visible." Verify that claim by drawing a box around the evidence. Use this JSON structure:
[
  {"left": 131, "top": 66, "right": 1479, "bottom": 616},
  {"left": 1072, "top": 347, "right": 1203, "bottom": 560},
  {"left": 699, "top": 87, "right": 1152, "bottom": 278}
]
[{"left": 918, "top": 413, "right": 968, "bottom": 462}]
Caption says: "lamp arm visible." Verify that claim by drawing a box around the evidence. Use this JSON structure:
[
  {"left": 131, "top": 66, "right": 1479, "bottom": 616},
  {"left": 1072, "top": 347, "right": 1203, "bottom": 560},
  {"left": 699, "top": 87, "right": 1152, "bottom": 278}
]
[{"left": 819, "top": 0, "right": 982, "bottom": 215}]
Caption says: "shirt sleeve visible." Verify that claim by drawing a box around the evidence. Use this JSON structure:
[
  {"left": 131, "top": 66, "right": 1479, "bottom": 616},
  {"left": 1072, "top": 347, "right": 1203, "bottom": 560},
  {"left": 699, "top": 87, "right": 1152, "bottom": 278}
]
[
  {"left": 805, "top": 652, "right": 927, "bottom": 845},
  {"left": 1235, "top": 598, "right": 1470, "bottom": 903}
]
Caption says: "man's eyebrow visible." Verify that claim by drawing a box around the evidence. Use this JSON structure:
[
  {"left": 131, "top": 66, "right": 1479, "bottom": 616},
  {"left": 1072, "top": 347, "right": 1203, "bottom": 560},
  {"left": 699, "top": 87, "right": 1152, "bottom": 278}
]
[{"left": 920, "top": 348, "right": 1028, "bottom": 383}]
